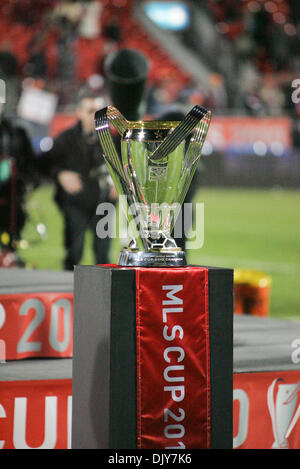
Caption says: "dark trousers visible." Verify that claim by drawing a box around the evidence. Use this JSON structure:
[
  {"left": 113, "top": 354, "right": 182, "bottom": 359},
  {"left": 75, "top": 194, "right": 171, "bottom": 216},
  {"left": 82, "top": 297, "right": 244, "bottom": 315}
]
[{"left": 60, "top": 202, "right": 111, "bottom": 271}]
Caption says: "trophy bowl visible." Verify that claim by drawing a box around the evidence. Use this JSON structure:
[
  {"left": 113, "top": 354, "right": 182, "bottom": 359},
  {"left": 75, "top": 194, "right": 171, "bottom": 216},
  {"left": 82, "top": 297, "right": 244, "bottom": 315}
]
[{"left": 95, "top": 105, "right": 211, "bottom": 267}]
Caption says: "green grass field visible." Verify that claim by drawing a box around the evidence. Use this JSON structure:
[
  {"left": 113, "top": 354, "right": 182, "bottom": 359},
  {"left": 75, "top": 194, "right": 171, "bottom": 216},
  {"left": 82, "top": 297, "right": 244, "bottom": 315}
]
[{"left": 20, "top": 184, "right": 300, "bottom": 319}]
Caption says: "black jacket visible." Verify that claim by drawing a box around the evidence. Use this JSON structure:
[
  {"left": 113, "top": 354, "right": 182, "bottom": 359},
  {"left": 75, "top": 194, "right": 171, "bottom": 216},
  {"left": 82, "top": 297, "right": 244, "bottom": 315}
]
[
  {"left": 0, "top": 118, "right": 35, "bottom": 179},
  {"left": 0, "top": 117, "right": 36, "bottom": 240},
  {"left": 47, "top": 121, "right": 108, "bottom": 212}
]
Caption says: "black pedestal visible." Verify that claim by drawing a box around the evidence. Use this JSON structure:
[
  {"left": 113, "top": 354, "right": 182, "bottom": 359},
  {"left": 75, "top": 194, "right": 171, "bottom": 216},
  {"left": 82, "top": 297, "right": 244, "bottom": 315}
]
[{"left": 72, "top": 265, "right": 233, "bottom": 449}]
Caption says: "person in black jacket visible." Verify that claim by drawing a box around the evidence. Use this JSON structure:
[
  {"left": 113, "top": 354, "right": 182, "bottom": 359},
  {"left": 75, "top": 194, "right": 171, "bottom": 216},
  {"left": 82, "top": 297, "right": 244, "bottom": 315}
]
[
  {"left": 0, "top": 104, "right": 37, "bottom": 265},
  {"left": 49, "top": 89, "right": 116, "bottom": 270}
]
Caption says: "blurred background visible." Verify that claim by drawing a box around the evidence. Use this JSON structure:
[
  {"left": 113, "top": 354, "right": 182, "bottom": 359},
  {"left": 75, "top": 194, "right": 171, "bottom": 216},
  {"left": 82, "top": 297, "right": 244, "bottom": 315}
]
[{"left": 0, "top": 0, "right": 299, "bottom": 318}]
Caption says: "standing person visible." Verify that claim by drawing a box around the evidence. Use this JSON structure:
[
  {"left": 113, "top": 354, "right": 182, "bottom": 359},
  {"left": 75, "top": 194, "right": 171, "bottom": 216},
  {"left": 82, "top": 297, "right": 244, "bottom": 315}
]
[
  {"left": 49, "top": 89, "right": 116, "bottom": 270},
  {"left": 0, "top": 104, "right": 37, "bottom": 266}
]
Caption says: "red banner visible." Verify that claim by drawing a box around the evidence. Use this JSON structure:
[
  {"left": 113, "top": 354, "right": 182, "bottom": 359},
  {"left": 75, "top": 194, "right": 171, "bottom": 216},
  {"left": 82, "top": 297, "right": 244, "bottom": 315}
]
[
  {"left": 135, "top": 266, "right": 210, "bottom": 449},
  {"left": 234, "top": 370, "right": 300, "bottom": 449},
  {"left": 0, "top": 293, "right": 73, "bottom": 360},
  {"left": 0, "top": 379, "right": 72, "bottom": 449}
]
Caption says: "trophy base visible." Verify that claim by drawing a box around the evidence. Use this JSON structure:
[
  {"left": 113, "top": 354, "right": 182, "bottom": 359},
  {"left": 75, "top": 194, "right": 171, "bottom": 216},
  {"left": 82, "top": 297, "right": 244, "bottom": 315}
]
[{"left": 118, "top": 250, "right": 187, "bottom": 267}]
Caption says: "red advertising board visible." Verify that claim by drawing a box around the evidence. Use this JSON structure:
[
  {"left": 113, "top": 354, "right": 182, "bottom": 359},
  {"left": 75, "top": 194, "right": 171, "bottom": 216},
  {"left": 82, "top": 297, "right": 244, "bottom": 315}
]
[
  {"left": 234, "top": 370, "right": 300, "bottom": 449},
  {"left": 0, "top": 379, "right": 72, "bottom": 449},
  {"left": 0, "top": 372, "right": 300, "bottom": 448},
  {"left": 208, "top": 116, "right": 292, "bottom": 152},
  {"left": 0, "top": 293, "right": 73, "bottom": 360}
]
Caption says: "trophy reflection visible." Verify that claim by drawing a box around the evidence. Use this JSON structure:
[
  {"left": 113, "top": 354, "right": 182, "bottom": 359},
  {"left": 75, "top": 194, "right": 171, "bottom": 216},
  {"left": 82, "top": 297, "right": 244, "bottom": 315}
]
[{"left": 95, "top": 105, "right": 211, "bottom": 267}]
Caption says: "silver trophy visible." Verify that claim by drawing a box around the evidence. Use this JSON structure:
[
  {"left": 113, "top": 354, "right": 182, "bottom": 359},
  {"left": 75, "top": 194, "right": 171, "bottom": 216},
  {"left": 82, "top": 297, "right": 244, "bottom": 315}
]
[{"left": 95, "top": 105, "right": 211, "bottom": 267}]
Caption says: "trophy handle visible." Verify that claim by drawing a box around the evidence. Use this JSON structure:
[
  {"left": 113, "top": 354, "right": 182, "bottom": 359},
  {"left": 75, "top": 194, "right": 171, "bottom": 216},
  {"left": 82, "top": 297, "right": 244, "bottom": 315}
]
[
  {"left": 106, "top": 105, "right": 130, "bottom": 136},
  {"left": 150, "top": 105, "right": 209, "bottom": 162},
  {"left": 94, "top": 106, "right": 128, "bottom": 181},
  {"left": 176, "top": 108, "right": 212, "bottom": 210},
  {"left": 95, "top": 106, "right": 150, "bottom": 252},
  {"left": 95, "top": 106, "right": 138, "bottom": 199}
]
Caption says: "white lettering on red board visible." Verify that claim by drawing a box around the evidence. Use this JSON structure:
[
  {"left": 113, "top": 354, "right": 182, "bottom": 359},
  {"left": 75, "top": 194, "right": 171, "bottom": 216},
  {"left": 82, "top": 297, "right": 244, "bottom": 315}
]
[
  {"left": 17, "top": 298, "right": 72, "bottom": 355},
  {"left": 0, "top": 396, "right": 72, "bottom": 449},
  {"left": 162, "top": 285, "right": 186, "bottom": 449},
  {"left": 233, "top": 389, "right": 249, "bottom": 448}
]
